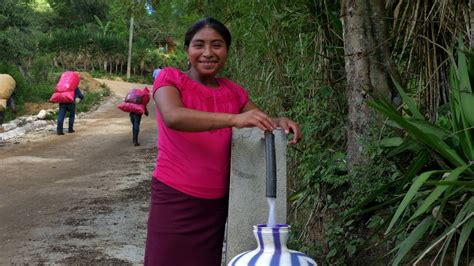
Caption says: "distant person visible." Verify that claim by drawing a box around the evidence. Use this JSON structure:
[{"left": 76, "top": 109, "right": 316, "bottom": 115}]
[
  {"left": 144, "top": 17, "right": 301, "bottom": 266},
  {"left": 0, "top": 96, "right": 16, "bottom": 125},
  {"left": 0, "top": 74, "right": 17, "bottom": 125},
  {"left": 117, "top": 87, "right": 151, "bottom": 146},
  {"left": 130, "top": 107, "right": 149, "bottom": 146},
  {"left": 152, "top": 67, "right": 162, "bottom": 79},
  {"left": 57, "top": 87, "right": 84, "bottom": 135}
]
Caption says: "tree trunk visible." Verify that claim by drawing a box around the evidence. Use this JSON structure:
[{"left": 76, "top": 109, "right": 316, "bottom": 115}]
[
  {"left": 109, "top": 59, "right": 113, "bottom": 74},
  {"left": 140, "top": 59, "right": 145, "bottom": 76},
  {"left": 367, "top": 0, "right": 400, "bottom": 102},
  {"left": 127, "top": 15, "right": 134, "bottom": 80},
  {"left": 341, "top": 0, "right": 396, "bottom": 172},
  {"left": 115, "top": 58, "right": 120, "bottom": 74},
  {"left": 470, "top": 0, "right": 474, "bottom": 49}
]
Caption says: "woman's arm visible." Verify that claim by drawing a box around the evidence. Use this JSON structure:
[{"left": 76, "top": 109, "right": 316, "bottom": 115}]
[{"left": 154, "top": 86, "right": 276, "bottom": 132}]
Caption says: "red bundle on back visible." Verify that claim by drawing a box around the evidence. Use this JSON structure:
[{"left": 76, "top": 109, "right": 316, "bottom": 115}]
[
  {"left": 125, "top": 89, "right": 144, "bottom": 104},
  {"left": 118, "top": 87, "right": 150, "bottom": 114},
  {"left": 117, "top": 102, "right": 147, "bottom": 114},
  {"left": 50, "top": 71, "right": 80, "bottom": 103},
  {"left": 126, "top": 87, "right": 150, "bottom": 104}
]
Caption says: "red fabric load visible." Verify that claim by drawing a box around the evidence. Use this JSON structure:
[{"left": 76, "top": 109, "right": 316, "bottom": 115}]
[
  {"left": 117, "top": 87, "right": 150, "bottom": 114},
  {"left": 117, "top": 102, "right": 146, "bottom": 114},
  {"left": 50, "top": 71, "right": 80, "bottom": 103},
  {"left": 125, "top": 87, "right": 150, "bottom": 105}
]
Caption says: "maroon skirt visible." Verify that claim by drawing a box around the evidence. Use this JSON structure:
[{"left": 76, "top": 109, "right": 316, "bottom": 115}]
[{"left": 144, "top": 178, "right": 228, "bottom": 266}]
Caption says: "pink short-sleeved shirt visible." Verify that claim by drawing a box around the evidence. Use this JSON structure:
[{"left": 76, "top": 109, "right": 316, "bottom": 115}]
[{"left": 152, "top": 67, "right": 249, "bottom": 199}]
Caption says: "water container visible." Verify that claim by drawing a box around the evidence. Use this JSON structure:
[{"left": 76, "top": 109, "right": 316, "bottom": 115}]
[{"left": 228, "top": 224, "right": 317, "bottom": 266}]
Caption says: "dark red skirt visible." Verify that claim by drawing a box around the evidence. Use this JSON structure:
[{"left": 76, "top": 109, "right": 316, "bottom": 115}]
[{"left": 144, "top": 178, "right": 228, "bottom": 266}]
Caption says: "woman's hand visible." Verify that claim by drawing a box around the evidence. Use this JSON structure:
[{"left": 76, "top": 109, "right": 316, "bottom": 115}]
[
  {"left": 232, "top": 109, "right": 277, "bottom": 132},
  {"left": 238, "top": 102, "right": 301, "bottom": 144},
  {"left": 274, "top": 117, "right": 301, "bottom": 144}
]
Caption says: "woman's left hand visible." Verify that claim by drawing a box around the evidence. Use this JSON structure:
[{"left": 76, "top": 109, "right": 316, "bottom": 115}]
[{"left": 274, "top": 117, "right": 301, "bottom": 144}]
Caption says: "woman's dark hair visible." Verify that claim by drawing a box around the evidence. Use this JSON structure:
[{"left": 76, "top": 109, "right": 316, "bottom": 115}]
[{"left": 184, "top": 17, "right": 231, "bottom": 49}]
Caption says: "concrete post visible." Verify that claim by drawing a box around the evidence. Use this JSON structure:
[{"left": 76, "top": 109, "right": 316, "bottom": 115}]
[{"left": 225, "top": 128, "right": 287, "bottom": 263}]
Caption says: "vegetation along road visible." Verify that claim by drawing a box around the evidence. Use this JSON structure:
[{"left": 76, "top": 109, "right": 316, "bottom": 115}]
[{"left": 0, "top": 79, "right": 156, "bottom": 264}]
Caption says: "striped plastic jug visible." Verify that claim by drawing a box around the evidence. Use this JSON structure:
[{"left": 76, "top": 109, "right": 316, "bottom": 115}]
[{"left": 228, "top": 224, "right": 317, "bottom": 266}]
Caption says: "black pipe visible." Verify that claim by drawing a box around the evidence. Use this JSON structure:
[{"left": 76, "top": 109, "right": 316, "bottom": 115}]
[{"left": 265, "top": 131, "right": 276, "bottom": 198}]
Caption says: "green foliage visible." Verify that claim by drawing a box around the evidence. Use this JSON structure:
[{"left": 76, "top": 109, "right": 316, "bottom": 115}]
[
  {"left": 143, "top": 0, "right": 203, "bottom": 41},
  {"left": 143, "top": 48, "right": 187, "bottom": 70},
  {"left": 30, "top": 54, "right": 55, "bottom": 82},
  {"left": 26, "top": 82, "right": 55, "bottom": 103},
  {"left": 46, "top": 0, "right": 109, "bottom": 28},
  {"left": 93, "top": 15, "right": 111, "bottom": 36},
  {"left": 0, "top": 0, "right": 36, "bottom": 63},
  {"left": 0, "top": 61, "right": 56, "bottom": 123},
  {"left": 366, "top": 41, "right": 474, "bottom": 265},
  {"left": 0, "top": 0, "right": 33, "bottom": 30},
  {"left": 389, "top": 0, "right": 468, "bottom": 119},
  {"left": 76, "top": 87, "right": 110, "bottom": 113}
]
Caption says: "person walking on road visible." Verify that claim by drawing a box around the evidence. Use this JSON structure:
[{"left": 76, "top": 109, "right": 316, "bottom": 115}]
[
  {"left": 130, "top": 105, "right": 149, "bottom": 146},
  {"left": 57, "top": 87, "right": 84, "bottom": 135},
  {"left": 0, "top": 95, "right": 16, "bottom": 125},
  {"left": 152, "top": 66, "right": 162, "bottom": 80},
  {"left": 117, "top": 87, "right": 151, "bottom": 146},
  {"left": 144, "top": 17, "right": 301, "bottom": 266}
]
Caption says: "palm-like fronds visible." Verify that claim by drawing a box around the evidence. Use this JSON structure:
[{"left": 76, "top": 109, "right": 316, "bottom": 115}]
[
  {"left": 389, "top": 0, "right": 469, "bottom": 119},
  {"left": 367, "top": 40, "right": 473, "bottom": 265}
]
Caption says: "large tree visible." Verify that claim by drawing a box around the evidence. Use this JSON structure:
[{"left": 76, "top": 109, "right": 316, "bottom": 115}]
[
  {"left": 341, "top": 0, "right": 399, "bottom": 172},
  {"left": 471, "top": 0, "right": 474, "bottom": 49}
]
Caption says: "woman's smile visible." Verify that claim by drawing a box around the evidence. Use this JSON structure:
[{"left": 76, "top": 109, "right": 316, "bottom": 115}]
[{"left": 199, "top": 60, "right": 218, "bottom": 67}]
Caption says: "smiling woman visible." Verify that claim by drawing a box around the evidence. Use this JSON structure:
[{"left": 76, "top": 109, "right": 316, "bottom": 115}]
[
  {"left": 144, "top": 17, "right": 302, "bottom": 266},
  {"left": 185, "top": 25, "right": 229, "bottom": 86}
]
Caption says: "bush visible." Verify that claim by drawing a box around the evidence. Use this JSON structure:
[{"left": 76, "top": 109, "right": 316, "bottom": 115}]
[
  {"left": 26, "top": 82, "right": 55, "bottom": 103},
  {"left": 0, "top": 61, "right": 28, "bottom": 105},
  {"left": 76, "top": 88, "right": 110, "bottom": 113},
  {"left": 365, "top": 41, "right": 474, "bottom": 265}
]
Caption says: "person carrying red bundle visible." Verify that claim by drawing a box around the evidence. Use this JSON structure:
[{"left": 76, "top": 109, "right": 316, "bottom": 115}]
[
  {"left": 118, "top": 87, "right": 150, "bottom": 146},
  {"left": 50, "top": 71, "right": 84, "bottom": 135}
]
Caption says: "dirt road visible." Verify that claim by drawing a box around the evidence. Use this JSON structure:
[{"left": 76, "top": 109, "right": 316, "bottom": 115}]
[{"left": 0, "top": 79, "right": 156, "bottom": 264}]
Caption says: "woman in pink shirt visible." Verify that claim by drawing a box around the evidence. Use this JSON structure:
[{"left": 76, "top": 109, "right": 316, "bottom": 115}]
[{"left": 145, "top": 17, "right": 301, "bottom": 266}]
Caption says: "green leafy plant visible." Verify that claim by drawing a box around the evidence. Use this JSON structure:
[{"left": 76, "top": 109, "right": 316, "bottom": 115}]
[
  {"left": 366, "top": 40, "right": 474, "bottom": 265},
  {"left": 76, "top": 88, "right": 110, "bottom": 113}
]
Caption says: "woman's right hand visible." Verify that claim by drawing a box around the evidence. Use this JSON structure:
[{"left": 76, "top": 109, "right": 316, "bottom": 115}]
[{"left": 232, "top": 109, "right": 276, "bottom": 131}]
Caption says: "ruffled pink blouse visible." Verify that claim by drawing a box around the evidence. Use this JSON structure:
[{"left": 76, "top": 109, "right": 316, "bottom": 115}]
[{"left": 152, "top": 67, "right": 249, "bottom": 199}]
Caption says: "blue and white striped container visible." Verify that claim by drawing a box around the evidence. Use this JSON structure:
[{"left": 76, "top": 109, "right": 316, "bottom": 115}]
[{"left": 228, "top": 224, "right": 317, "bottom": 266}]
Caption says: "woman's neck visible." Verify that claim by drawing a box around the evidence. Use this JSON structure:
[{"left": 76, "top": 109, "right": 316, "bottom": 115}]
[{"left": 187, "top": 69, "right": 219, "bottom": 88}]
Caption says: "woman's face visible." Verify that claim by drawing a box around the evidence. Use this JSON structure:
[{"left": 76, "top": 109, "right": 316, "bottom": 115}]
[{"left": 186, "top": 26, "right": 228, "bottom": 77}]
